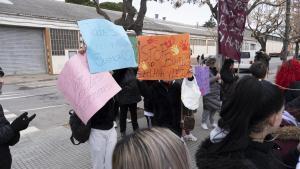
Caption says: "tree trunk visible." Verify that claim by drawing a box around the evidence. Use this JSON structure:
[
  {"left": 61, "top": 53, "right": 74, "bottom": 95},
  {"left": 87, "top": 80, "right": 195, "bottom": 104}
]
[
  {"left": 130, "top": 0, "right": 147, "bottom": 35},
  {"left": 282, "top": 0, "right": 291, "bottom": 62},
  {"left": 115, "top": 0, "right": 127, "bottom": 26},
  {"left": 296, "top": 41, "right": 299, "bottom": 58},
  {"left": 257, "top": 37, "right": 267, "bottom": 52},
  {"left": 124, "top": 0, "right": 136, "bottom": 29}
]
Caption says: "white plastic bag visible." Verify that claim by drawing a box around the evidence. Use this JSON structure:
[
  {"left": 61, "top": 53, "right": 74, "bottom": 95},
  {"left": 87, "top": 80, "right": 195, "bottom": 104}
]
[{"left": 181, "top": 77, "right": 201, "bottom": 110}]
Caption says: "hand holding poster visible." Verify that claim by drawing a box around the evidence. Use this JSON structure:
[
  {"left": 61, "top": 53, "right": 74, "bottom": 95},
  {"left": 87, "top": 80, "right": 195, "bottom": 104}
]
[
  {"left": 218, "top": 0, "right": 249, "bottom": 61},
  {"left": 57, "top": 53, "right": 121, "bottom": 124},
  {"left": 137, "top": 34, "right": 192, "bottom": 80},
  {"left": 78, "top": 19, "right": 137, "bottom": 73},
  {"left": 194, "top": 66, "right": 210, "bottom": 96}
]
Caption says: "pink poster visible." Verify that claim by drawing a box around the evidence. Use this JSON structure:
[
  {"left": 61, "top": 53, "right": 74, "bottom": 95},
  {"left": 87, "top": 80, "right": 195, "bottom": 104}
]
[
  {"left": 57, "top": 53, "right": 121, "bottom": 124},
  {"left": 218, "top": 0, "right": 249, "bottom": 61}
]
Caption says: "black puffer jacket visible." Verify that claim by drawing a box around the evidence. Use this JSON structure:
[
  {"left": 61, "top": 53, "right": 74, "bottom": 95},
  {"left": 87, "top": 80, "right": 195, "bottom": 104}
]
[
  {"left": 113, "top": 68, "right": 141, "bottom": 105},
  {"left": 0, "top": 104, "right": 20, "bottom": 169},
  {"left": 138, "top": 81, "right": 181, "bottom": 136},
  {"left": 196, "top": 138, "right": 298, "bottom": 169}
]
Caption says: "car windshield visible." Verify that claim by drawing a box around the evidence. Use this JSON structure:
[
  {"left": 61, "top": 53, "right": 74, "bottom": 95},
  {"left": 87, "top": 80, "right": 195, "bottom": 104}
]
[{"left": 241, "top": 52, "right": 250, "bottom": 58}]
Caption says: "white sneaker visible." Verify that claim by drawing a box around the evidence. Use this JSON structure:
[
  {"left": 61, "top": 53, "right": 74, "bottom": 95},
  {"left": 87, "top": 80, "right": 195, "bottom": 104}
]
[
  {"left": 212, "top": 123, "right": 218, "bottom": 128},
  {"left": 184, "top": 134, "right": 198, "bottom": 142},
  {"left": 126, "top": 118, "right": 132, "bottom": 123},
  {"left": 113, "top": 121, "right": 117, "bottom": 128},
  {"left": 201, "top": 123, "right": 209, "bottom": 130}
]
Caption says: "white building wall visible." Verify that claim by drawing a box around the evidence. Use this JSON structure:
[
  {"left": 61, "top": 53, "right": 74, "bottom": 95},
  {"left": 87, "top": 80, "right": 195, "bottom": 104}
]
[
  {"left": 52, "top": 55, "right": 68, "bottom": 74},
  {"left": 266, "top": 40, "right": 283, "bottom": 54}
]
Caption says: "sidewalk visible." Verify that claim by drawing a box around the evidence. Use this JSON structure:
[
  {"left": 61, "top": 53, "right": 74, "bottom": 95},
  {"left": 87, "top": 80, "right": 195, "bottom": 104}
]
[
  {"left": 11, "top": 108, "right": 208, "bottom": 169},
  {"left": 4, "top": 74, "right": 57, "bottom": 85}
]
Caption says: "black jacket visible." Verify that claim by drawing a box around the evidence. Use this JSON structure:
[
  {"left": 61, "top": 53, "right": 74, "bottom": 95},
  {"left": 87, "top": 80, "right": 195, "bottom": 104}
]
[
  {"left": 138, "top": 81, "right": 181, "bottom": 136},
  {"left": 196, "top": 138, "right": 298, "bottom": 169},
  {"left": 90, "top": 99, "right": 115, "bottom": 130},
  {"left": 220, "top": 69, "right": 238, "bottom": 103},
  {"left": 0, "top": 104, "right": 20, "bottom": 169},
  {"left": 113, "top": 68, "right": 141, "bottom": 105},
  {"left": 141, "top": 81, "right": 156, "bottom": 113},
  {"left": 285, "top": 81, "right": 300, "bottom": 103}
]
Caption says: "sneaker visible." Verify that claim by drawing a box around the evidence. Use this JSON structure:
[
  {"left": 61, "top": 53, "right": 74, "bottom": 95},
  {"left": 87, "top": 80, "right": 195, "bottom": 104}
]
[
  {"left": 113, "top": 121, "right": 117, "bottom": 128},
  {"left": 184, "top": 134, "right": 198, "bottom": 142},
  {"left": 201, "top": 123, "right": 209, "bottom": 130},
  {"left": 126, "top": 118, "right": 132, "bottom": 123},
  {"left": 212, "top": 122, "right": 218, "bottom": 128}
]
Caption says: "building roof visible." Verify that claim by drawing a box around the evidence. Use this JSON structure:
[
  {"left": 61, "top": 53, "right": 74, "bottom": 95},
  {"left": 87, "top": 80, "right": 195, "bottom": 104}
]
[
  {"left": 0, "top": 0, "right": 216, "bottom": 37},
  {"left": 0, "top": 0, "right": 257, "bottom": 40}
]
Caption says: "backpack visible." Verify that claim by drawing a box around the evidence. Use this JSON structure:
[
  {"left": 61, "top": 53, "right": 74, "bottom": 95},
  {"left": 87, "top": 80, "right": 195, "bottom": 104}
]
[{"left": 69, "top": 110, "right": 91, "bottom": 145}]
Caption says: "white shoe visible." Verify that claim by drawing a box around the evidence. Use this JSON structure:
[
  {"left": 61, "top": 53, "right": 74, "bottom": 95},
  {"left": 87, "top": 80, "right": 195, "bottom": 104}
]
[
  {"left": 201, "top": 123, "right": 209, "bottom": 130},
  {"left": 212, "top": 123, "right": 218, "bottom": 128},
  {"left": 113, "top": 121, "right": 117, "bottom": 128},
  {"left": 126, "top": 118, "right": 132, "bottom": 123},
  {"left": 184, "top": 134, "right": 198, "bottom": 142}
]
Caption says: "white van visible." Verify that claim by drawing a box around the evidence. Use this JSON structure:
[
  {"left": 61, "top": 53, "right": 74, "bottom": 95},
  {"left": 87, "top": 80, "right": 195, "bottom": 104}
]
[{"left": 234, "top": 51, "right": 256, "bottom": 70}]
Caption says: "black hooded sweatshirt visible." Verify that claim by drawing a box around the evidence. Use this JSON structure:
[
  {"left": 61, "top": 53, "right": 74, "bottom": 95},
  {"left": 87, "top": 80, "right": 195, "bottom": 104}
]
[{"left": 196, "top": 138, "right": 298, "bottom": 169}]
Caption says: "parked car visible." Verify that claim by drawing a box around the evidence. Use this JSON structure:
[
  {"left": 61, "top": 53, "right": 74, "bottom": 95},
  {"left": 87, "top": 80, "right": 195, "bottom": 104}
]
[
  {"left": 234, "top": 51, "right": 255, "bottom": 70},
  {"left": 269, "top": 52, "right": 282, "bottom": 58}
]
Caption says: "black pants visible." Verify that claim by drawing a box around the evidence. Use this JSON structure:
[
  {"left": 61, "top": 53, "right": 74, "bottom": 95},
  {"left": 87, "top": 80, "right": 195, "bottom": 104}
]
[
  {"left": 113, "top": 101, "right": 119, "bottom": 121},
  {"left": 119, "top": 103, "right": 139, "bottom": 133}
]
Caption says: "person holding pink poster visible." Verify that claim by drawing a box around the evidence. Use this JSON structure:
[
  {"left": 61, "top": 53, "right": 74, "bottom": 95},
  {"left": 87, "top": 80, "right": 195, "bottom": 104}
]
[
  {"left": 89, "top": 99, "right": 117, "bottom": 169},
  {"left": 57, "top": 51, "right": 121, "bottom": 169}
]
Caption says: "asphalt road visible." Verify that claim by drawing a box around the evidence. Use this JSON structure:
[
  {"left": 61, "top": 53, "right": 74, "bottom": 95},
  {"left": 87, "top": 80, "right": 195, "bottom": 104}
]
[
  {"left": 0, "top": 56, "right": 288, "bottom": 169},
  {"left": 0, "top": 56, "right": 287, "bottom": 139}
]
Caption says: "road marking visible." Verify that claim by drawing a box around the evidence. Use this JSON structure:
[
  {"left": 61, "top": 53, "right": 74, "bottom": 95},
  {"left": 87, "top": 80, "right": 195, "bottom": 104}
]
[
  {"left": 2, "top": 91, "right": 20, "bottom": 94},
  {"left": 20, "top": 104, "right": 67, "bottom": 112},
  {"left": 0, "top": 94, "right": 37, "bottom": 101},
  {"left": 0, "top": 93, "right": 23, "bottom": 97},
  {"left": 20, "top": 126, "right": 40, "bottom": 136},
  {"left": 4, "top": 113, "right": 17, "bottom": 119}
]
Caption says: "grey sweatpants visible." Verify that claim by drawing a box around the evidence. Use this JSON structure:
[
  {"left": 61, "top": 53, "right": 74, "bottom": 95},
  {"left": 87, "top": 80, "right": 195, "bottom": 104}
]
[{"left": 89, "top": 127, "right": 117, "bottom": 169}]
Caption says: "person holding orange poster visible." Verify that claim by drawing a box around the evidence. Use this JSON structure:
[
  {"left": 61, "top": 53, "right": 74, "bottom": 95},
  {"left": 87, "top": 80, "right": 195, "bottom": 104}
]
[{"left": 137, "top": 34, "right": 192, "bottom": 81}]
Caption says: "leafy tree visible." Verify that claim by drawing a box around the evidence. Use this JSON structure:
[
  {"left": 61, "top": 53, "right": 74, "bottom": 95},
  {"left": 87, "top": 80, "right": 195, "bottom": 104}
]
[
  {"left": 65, "top": 0, "right": 94, "bottom": 6},
  {"left": 99, "top": 2, "right": 137, "bottom": 13},
  {"left": 203, "top": 16, "right": 216, "bottom": 28},
  {"left": 92, "top": 0, "right": 147, "bottom": 35},
  {"left": 66, "top": 0, "right": 147, "bottom": 35}
]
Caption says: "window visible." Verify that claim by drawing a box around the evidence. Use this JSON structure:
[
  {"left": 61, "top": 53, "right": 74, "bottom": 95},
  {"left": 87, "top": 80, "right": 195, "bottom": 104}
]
[
  {"left": 243, "top": 43, "right": 250, "bottom": 50},
  {"left": 207, "top": 40, "right": 216, "bottom": 46},
  {"left": 190, "top": 39, "right": 206, "bottom": 46},
  {"left": 241, "top": 52, "right": 250, "bottom": 58},
  {"left": 50, "top": 29, "right": 79, "bottom": 55},
  {"left": 250, "top": 44, "right": 256, "bottom": 50}
]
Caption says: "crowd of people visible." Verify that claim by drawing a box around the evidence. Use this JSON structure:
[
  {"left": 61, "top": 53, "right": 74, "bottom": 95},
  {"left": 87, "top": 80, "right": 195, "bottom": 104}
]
[{"left": 1, "top": 49, "right": 300, "bottom": 169}]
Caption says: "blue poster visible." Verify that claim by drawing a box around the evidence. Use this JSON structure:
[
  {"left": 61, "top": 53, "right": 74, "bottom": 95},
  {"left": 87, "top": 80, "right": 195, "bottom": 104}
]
[{"left": 78, "top": 19, "right": 137, "bottom": 73}]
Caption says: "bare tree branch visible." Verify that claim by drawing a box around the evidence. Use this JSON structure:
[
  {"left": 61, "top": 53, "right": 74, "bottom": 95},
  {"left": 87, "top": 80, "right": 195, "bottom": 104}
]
[{"left": 93, "top": 0, "right": 112, "bottom": 21}]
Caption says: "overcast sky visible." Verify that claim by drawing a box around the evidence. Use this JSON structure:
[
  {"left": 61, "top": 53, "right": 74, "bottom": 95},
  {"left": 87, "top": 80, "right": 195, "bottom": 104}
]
[{"left": 102, "top": 0, "right": 212, "bottom": 26}]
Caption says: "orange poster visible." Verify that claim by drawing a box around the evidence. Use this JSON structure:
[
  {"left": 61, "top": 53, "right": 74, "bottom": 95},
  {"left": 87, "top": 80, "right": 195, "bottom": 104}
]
[{"left": 137, "top": 34, "right": 191, "bottom": 80}]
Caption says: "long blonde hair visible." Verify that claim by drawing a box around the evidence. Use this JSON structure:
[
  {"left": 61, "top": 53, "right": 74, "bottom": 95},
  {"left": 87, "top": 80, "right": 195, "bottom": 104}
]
[{"left": 112, "top": 127, "right": 192, "bottom": 169}]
